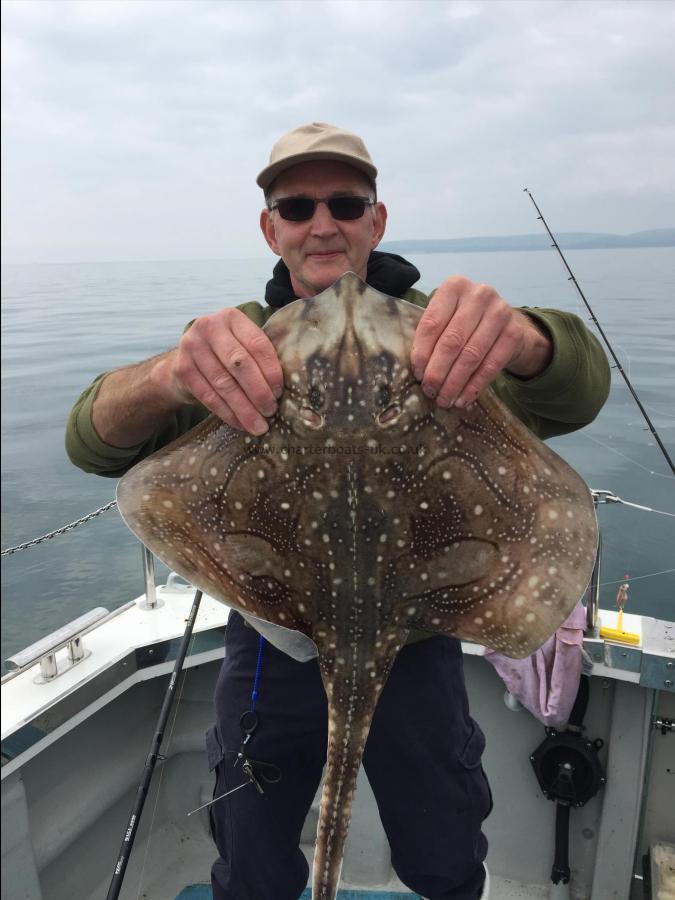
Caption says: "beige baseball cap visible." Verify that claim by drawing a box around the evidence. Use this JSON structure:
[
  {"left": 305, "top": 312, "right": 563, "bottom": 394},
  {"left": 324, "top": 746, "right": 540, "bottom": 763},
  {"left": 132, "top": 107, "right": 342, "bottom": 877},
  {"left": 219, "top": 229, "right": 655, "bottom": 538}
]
[{"left": 256, "top": 122, "right": 378, "bottom": 192}]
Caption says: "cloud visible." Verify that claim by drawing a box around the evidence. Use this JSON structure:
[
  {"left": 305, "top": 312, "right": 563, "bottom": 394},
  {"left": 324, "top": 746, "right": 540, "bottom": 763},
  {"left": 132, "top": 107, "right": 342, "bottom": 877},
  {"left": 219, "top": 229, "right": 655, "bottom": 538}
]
[{"left": 2, "top": 0, "right": 674, "bottom": 262}]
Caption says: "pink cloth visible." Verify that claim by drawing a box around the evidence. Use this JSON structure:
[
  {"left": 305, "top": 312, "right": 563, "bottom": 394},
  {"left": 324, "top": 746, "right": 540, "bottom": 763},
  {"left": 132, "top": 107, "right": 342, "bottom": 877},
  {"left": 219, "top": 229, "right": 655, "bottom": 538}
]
[{"left": 483, "top": 602, "right": 587, "bottom": 728}]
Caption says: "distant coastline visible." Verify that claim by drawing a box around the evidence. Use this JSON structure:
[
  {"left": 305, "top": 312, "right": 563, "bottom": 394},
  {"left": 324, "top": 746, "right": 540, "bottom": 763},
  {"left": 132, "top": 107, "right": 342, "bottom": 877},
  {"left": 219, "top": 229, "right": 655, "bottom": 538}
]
[{"left": 381, "top": 228, "right": 675, "bottom": 254}]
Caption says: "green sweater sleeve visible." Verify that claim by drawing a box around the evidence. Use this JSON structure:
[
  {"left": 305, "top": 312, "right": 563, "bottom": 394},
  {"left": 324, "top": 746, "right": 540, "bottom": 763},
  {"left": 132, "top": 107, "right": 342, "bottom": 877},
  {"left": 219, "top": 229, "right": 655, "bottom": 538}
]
[
  {"left": 491, "top": 308, "right": 610, "bottom": 439},
  {"left": 64, "top": 294, "right": 609, "bottom": 477},
  {"left": 65, "top": 374, "right": 211, "bottom": 478}
]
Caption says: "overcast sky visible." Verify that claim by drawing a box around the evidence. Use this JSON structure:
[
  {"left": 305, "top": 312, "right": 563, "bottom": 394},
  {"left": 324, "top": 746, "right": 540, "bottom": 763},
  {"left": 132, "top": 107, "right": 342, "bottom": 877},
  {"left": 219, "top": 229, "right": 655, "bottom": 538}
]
[{"left": 2, "top": 0, "right": 674, "bottom": 263}]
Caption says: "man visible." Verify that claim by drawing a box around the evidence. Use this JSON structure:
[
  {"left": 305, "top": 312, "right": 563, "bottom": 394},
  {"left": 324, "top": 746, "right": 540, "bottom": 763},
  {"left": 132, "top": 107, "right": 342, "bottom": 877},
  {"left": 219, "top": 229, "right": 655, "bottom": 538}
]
[{"left": 66, "top": 123, "right": 610, "bottom": 900}]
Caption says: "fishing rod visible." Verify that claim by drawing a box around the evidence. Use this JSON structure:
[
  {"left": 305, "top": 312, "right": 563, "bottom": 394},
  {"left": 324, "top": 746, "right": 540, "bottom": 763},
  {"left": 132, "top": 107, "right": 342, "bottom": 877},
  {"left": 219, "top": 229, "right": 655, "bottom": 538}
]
[
  {"left": 524, "top": 188, "right": 675, "bottom": 477},
  {"left": 105, "top": 587, "right": 203, "bottom": 900}
]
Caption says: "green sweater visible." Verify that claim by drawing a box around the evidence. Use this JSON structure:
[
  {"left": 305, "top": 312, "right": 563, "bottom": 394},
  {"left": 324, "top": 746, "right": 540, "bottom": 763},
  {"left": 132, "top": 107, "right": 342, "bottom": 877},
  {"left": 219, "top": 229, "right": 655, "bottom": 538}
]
[{"left": 65, "top": 288, "right": 611, "bottom": 477}]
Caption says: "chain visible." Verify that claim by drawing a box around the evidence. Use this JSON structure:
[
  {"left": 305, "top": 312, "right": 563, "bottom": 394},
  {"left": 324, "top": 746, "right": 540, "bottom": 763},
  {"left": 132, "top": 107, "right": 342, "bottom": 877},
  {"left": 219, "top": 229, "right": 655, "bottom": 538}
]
[{"left": 1, "top": 500, "right": 118, "bottom": 557}]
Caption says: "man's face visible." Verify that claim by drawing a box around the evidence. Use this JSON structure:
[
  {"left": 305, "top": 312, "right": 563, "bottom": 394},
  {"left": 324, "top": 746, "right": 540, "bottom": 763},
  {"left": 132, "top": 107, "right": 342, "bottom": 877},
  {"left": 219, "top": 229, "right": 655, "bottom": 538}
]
[{"left": 260, "top": 160, "right": 387, "bottom": 299}]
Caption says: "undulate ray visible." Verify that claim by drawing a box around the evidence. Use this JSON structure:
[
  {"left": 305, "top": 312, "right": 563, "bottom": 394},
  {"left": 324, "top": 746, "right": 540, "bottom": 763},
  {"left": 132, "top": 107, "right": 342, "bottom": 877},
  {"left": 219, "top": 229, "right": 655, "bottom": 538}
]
[{"left": 117, "top": 272, "right": 598, "bottom": 900}]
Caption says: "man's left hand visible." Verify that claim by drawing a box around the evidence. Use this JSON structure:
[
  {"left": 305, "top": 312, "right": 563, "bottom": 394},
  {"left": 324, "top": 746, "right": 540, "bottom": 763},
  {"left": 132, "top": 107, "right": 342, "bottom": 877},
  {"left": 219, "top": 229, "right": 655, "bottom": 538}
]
[{"left": 410, "top": 275, "right": 553, "bottom": 408}]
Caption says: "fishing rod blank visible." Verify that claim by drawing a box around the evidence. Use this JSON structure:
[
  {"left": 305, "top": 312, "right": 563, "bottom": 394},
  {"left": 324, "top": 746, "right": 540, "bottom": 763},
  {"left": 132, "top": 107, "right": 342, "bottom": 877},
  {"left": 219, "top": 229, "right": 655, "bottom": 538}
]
[
  {"left": 524, "top": 188, "right": 674, "bottom": 477},
  {"left": 105, "top": 588, "right": 203, "bottom": 900}
]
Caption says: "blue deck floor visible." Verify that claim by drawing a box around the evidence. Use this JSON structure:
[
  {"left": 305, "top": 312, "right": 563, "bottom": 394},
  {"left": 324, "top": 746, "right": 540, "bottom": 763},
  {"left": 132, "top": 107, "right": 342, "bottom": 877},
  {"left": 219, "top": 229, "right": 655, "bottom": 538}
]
[{"left": 176, "top": 887, "right": 413, "bottom": 899}]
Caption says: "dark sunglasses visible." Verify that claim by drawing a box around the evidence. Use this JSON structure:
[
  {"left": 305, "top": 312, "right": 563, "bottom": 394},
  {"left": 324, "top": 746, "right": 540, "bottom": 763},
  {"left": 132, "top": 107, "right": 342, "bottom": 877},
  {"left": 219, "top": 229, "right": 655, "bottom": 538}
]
[{"left": 267, "top": 195, "right": 375, "bottom": 222}]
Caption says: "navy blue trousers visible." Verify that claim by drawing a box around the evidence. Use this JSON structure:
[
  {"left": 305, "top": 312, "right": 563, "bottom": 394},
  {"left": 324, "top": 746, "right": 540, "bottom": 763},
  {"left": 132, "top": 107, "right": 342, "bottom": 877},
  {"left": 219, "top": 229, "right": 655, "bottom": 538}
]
[{"left": 206, "top": 613, "right": 491, "bottom": 900}]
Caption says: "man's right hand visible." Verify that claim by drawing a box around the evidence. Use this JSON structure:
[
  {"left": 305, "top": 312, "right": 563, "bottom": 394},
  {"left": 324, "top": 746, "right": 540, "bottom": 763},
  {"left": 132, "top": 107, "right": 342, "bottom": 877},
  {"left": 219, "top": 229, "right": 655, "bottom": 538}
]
[
  {"left": 92, "top": 309, "right": 284, "bottom": 449},
  {"left": 153, "top": 308, "right": 285, "bottom": 435}
]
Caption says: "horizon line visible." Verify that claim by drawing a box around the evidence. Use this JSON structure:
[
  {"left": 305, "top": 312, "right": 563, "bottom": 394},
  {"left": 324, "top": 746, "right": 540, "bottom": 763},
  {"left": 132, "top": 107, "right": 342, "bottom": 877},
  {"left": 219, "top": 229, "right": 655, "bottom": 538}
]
[{"left": 2, "top": 226, "right": 674, "bottom": 268}]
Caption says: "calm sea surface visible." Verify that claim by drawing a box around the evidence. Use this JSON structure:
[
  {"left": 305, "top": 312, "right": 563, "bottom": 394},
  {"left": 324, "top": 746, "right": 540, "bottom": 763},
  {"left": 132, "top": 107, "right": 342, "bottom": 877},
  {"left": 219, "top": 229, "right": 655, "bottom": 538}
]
[{"left": 2, "top": 248, "right": 674, "bottom": 670}]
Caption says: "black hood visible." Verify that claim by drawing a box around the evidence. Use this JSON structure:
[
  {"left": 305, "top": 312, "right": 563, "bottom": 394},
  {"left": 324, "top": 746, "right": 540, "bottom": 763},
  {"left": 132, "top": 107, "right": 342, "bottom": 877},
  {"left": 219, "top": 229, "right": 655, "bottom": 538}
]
[{"left": 264, "top": 250, "right": 421, "bottom": 309}]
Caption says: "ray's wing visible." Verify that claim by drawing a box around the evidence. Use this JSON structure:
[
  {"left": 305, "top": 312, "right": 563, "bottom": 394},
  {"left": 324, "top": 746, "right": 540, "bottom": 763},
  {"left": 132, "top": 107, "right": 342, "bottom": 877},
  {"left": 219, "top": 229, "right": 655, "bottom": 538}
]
[
  {"left": 381, "top": 388, "right": 597, "bottom": 657},
  {"left": 116, "top": 416, "right": 320, "bottom": 639}
]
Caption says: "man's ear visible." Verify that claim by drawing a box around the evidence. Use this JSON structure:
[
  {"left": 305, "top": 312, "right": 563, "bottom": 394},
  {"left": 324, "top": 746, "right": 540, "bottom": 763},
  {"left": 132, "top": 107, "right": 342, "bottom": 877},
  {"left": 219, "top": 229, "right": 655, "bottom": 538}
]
[
  {"left": 371, "top": 202, "right": 387, "bottom": 249},
  {"left": 260, "top": 208, "right": 281, "bottom": 255}
]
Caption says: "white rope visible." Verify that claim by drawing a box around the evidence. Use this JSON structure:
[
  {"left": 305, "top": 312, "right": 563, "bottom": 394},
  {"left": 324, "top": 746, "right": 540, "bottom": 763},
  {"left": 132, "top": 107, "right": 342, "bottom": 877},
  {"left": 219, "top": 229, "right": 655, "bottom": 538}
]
[
  {"left": 599, "top": 568, "right": 675, "bottom": 588},
  {"left": 593, "top": 488, "right": 675, "bottom": 517},
  {"left": 614, "top": 499, "right": 675, "bottom": 517},
  {"left": 584, "top": 433, "right": 674, "bottom": 479}
]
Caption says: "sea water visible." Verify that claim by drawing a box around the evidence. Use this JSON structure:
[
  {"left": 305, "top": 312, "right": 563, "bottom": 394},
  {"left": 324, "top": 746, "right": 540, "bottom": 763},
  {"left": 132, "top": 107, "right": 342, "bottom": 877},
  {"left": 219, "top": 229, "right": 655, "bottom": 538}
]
[{"left": 2, "top": 248, "right": 674, "bottom": 669}]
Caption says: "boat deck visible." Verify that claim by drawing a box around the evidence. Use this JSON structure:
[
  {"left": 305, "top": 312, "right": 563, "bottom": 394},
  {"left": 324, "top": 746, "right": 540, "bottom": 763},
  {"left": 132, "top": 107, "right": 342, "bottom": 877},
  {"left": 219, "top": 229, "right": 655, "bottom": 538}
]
[{"left": 3, "top": 585, "right": 673, "bottom": 900}]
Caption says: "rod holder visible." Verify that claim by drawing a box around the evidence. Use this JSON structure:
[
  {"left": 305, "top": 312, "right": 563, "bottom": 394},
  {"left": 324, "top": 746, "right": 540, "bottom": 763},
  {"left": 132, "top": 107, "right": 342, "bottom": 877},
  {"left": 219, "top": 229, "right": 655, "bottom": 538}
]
[{"left": 139, "top": 546, "right": 163, "bottom": 610}]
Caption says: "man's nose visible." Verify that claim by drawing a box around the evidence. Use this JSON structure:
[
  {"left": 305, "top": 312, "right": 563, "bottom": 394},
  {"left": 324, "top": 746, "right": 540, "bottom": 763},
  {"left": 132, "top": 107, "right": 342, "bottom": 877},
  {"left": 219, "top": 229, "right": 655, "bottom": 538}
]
[{"left": 309, "top": 200, "right": 339, "bottom": 234}]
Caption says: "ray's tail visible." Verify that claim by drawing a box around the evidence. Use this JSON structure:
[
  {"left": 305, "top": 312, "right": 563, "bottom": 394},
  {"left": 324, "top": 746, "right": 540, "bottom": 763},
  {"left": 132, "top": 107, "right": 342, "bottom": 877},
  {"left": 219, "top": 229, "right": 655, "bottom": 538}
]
[
  {"left": 312, "top": 702, "right": 373, "bottom": 900},
  {"left": 311, "top": 631, "right": 406, "bottom": 900}
]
